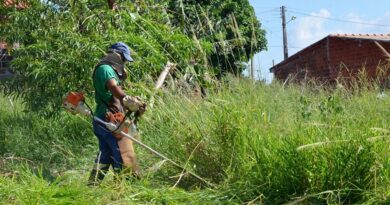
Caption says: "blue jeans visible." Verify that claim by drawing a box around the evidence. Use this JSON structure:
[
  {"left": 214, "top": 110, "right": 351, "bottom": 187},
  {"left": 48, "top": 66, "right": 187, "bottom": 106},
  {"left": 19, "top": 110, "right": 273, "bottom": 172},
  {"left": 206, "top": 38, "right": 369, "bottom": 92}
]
[{"left": 92, "top": 115, "right": 123, "bottom": 171}]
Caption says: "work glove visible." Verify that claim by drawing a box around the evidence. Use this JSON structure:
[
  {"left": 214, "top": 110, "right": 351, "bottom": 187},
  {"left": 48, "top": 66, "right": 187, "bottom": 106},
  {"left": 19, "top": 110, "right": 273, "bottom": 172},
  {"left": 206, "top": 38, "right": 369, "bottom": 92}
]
[
  {"left": 135, "top": 103, "right": 147, "bottom": 118},
  {"left": 123, "top": 95, "right": 145, "bottom": 112}
]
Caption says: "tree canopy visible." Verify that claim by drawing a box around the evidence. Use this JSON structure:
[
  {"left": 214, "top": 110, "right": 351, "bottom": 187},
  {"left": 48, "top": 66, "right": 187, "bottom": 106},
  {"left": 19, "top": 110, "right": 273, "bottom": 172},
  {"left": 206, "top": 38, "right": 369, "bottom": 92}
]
[
  {"left": 0, "top": 0, "right": 266, "bottom": 115},
  {"left": 165, "top": 0, "right": 267, "bottom": 75}
]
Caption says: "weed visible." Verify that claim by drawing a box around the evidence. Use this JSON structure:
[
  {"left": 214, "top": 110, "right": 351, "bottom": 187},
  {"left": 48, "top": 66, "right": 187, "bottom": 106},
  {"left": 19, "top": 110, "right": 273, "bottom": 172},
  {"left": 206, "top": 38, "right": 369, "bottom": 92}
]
[{"left": 1, "top": 79, "right": 389, "bottom": 204}]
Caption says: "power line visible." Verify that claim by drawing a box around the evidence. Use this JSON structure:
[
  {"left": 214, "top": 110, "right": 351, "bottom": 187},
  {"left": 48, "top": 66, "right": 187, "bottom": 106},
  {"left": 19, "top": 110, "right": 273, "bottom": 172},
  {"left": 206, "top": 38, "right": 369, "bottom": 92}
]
[
  {"left": 260, "top": 18, "right": 282, "bottom": 23},
  {"left": 256, "top": 7, "right": 279, "bottom": 15},
  {"left": 289, "top": 10, "right": 390, "bottom": 28},
  {"left": 268, "top": 45, "right": 303, "bottom": 49},
  {"left": 285, "top": 6, "right": 314, "bottom": 14},
  {"left": 263, "top": 26, "right": 282, "bottom": 31}
]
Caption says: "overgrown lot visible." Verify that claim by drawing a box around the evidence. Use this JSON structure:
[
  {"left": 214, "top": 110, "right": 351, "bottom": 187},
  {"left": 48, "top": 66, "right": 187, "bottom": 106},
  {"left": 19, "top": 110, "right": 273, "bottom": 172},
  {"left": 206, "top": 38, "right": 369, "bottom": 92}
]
[{"left": 0, "top": 79, "right": 389, "bottom": 204}]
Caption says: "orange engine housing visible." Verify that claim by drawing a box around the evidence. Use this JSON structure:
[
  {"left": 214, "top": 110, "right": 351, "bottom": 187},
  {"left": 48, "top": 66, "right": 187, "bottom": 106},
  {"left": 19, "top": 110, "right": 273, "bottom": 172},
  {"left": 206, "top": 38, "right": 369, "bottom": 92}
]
[
  {"left": 106, "top": 112, "right": 130, "bottom": 139},
  {"left": 65, "top": 92, "right": 85, "bottom": 107},
  {"left": 63, "top": 92, "right": 91, "bottom": 116}
]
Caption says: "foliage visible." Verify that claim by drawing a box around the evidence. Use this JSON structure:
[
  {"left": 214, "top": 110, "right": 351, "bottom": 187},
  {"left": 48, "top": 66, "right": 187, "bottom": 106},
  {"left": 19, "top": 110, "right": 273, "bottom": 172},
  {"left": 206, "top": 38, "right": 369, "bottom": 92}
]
[
  {"left": 0, "top": 0, "right": 265, "bottom": 115},
  {"left": 1, "top": 79, "right": 389, "bottom": 204},
  {"left": 0, "top": 1, "right": 387, "bottom": 204},
  {"left": 0, "top": 0, "right": 211, "bottom": 115},
  {"left": 164, "top": 0, "right": 267, "bottom": 76},
  {"left": 0, "top": 94, "right": 94, "bottom": 169}
]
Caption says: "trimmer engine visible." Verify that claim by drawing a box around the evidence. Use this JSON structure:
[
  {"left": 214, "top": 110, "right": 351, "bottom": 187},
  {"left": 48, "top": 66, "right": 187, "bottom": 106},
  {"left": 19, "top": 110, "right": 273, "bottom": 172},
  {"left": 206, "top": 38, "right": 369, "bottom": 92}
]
[{"left": 63, "top": 92, "right": 91, "bottom": 116}]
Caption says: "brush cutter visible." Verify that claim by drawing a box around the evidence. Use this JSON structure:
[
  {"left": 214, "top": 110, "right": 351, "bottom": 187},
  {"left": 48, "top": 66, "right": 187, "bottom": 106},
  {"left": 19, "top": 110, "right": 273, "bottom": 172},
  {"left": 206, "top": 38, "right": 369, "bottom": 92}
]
[{"left": 62, "top": 92, "right": 214, "bottom": 187}]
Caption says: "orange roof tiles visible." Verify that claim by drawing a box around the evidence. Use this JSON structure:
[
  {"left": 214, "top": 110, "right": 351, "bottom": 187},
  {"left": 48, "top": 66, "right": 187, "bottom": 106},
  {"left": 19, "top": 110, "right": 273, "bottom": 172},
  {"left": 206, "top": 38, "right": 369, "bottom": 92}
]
[
  {"left": 4, "top": 0, "right": 27, "bottom": 8},
  {"left": 330, "top": 33, "right": 390, "bottom": 40},
  {"left": 0, "top": 43, "right": 6, "bottom": 49}
]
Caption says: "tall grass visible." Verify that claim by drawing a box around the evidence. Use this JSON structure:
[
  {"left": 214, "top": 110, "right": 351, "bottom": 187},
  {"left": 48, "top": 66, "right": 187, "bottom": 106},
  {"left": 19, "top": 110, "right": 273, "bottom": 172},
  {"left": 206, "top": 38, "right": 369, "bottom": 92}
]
[
  {"left": 0, "top": 94, "right": 95, "bottom": 172},
  {"left": 0, "top": 78, "right": 389, "bottom": 204}
]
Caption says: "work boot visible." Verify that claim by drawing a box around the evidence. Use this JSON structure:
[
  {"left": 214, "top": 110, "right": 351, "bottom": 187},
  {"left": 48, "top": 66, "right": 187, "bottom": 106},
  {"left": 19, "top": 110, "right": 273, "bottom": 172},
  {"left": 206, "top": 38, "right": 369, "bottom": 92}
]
[
  {"left": 87, "top": 166, "right": 109, "bottom": 186},
  {"left": 124, "top": 166, "right": 142, "bottom": 181},
  {"left": 131, "top": 166, "right": 142, "bottom": 180},
  {"left": 113, "top": 167, "right": 124, "bottom": 182},
  {"left": 113, "top": 167, "right": 142, "bottom": 182}
]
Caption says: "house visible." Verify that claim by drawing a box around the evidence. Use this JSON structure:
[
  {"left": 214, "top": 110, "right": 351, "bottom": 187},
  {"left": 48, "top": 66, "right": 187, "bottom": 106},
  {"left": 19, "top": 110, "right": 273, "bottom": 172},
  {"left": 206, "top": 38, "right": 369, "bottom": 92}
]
[
  {"left": 270, "top": 34, "right": 390, "bottom": 83},
  {"left": 0, "top": 0, "right": 27, "bottom": 80},
  {"left": 4, "top": 0, "right": 27, "bottom": 8}
]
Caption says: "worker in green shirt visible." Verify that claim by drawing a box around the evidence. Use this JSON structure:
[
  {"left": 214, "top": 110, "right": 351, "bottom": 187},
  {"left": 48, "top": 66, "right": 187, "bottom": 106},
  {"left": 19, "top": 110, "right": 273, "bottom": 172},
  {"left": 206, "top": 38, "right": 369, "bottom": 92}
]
[{"left": 89, "top": 42, "right": 146, "bottom": 185}]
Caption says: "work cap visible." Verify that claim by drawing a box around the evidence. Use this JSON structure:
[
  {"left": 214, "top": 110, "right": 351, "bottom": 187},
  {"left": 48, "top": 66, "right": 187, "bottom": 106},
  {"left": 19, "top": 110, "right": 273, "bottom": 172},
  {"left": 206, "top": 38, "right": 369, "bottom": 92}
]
[{"left": 110, "top": 42, "right": 134, "bottom": 62}]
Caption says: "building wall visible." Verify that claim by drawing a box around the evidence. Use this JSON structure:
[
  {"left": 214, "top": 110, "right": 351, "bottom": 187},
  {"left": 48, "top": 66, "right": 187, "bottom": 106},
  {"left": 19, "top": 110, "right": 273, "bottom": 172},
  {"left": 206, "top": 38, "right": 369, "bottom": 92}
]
[
  {"left": 273, "top": 37, "right": 390, "bottom": 83},
  {"left": 328, "top": 38, "right": 390, "bottom": 80},
  {"left": 273, "top": 39, "right": 330, "bottom": 82},
  {"left": 0, "top": 0, "right": 26, "bottom": 80}
]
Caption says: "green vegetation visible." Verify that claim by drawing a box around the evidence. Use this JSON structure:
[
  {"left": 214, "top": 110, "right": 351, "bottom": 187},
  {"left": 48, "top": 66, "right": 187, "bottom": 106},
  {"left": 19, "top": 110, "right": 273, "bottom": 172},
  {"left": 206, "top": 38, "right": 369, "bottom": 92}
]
[
  {"left": 165, "top": 0, "right": 267, "bottom": 74},
  {"left": 1, "top": 79, "right": 389, "bottom": 204},
  {"left": 0, "top": 1, "right": 388, "bottom": 204},
  {"left": 0, "top": 0, "right": 265, "bottom": 115}
]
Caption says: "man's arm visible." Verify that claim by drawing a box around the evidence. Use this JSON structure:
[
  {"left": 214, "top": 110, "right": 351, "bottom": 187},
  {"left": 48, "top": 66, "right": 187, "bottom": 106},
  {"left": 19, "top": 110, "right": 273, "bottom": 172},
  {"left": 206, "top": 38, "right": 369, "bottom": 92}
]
[
  {"left": 106, "top": 78, "right": 126, "bottom": 100},
  {"left": 106, "top": 78, "right": 145, "bottom": 112}
]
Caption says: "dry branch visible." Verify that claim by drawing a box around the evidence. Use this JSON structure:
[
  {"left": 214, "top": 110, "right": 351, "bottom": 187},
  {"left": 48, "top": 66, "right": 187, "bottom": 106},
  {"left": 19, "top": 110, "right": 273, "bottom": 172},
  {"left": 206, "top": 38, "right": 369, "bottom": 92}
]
[
  {"left": 374, "top": 41, "right": 390, "bottom": 60},
  {"left": 154, "top": 61, "right": 176, "bottom": 90}
]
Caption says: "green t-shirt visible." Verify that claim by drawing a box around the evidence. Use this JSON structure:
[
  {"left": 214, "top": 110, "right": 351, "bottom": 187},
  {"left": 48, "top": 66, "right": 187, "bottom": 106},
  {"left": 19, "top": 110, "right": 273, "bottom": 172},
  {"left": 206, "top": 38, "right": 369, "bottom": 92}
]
[{"left": 93, "top": 64, "right": 120, "bottom": 116}]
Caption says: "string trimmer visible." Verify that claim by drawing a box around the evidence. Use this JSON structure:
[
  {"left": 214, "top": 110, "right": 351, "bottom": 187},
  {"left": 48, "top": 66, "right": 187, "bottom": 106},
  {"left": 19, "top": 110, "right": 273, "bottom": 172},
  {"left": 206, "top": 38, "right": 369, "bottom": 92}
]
[{"left": 63, "top": 91, "right": 214, "bottom": 187}]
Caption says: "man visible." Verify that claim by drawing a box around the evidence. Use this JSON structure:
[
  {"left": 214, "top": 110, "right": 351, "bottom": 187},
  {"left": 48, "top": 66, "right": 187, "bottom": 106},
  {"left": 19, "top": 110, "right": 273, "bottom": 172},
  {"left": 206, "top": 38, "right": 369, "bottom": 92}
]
[{"left": 88, "top": 42, "right": 145, "bottom": 185}]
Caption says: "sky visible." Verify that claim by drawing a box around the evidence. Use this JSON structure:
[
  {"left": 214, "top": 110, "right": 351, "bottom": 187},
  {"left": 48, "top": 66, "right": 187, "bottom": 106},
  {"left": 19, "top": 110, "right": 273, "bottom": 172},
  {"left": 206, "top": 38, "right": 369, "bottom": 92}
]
[{"left": 248, "top": 0, "right": 390, "bottom": 82}]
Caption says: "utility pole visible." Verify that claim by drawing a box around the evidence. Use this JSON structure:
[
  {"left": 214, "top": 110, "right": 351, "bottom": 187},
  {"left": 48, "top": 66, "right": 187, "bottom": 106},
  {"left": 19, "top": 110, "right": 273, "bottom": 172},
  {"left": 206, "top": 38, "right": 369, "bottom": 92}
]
[{"left": 281, "top": 6, "right": 288, "bottom": 60}]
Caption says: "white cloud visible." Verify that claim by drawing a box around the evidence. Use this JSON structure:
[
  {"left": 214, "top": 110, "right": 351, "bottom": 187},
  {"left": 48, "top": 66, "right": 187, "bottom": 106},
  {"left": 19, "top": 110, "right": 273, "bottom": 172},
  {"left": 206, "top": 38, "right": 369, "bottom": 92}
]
[
  {"left": 343, "top": 12, "right": 390, "bottom": 33},
  {"left": 290, "top": 9, "right": 390, "bottom": 51},
  {"left": 376, "top": 11, "right": 390, "bottom": 33},
  {"left": 292, "top": 9, "right": 331, "bottom": 48}
]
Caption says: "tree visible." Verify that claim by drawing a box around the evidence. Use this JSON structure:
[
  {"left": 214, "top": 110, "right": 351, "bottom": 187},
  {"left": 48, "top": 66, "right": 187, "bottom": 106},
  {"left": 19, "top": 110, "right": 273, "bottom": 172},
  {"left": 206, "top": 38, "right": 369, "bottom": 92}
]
[
  {"left": 164, "top": 0, "right": 267, "bottom": 76},
  {"left": 0, "top": 0, "right": 265, "bottom": 115},
  {"left": 0, "top": 0, "right": 211, "bottom": 115}
]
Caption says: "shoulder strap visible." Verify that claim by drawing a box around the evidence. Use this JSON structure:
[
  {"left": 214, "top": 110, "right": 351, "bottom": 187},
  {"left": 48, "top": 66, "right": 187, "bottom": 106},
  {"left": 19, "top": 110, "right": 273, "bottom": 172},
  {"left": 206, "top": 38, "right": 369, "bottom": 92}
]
[{"left": 100, "top": 98, "right": 118, "bottom": 113}]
